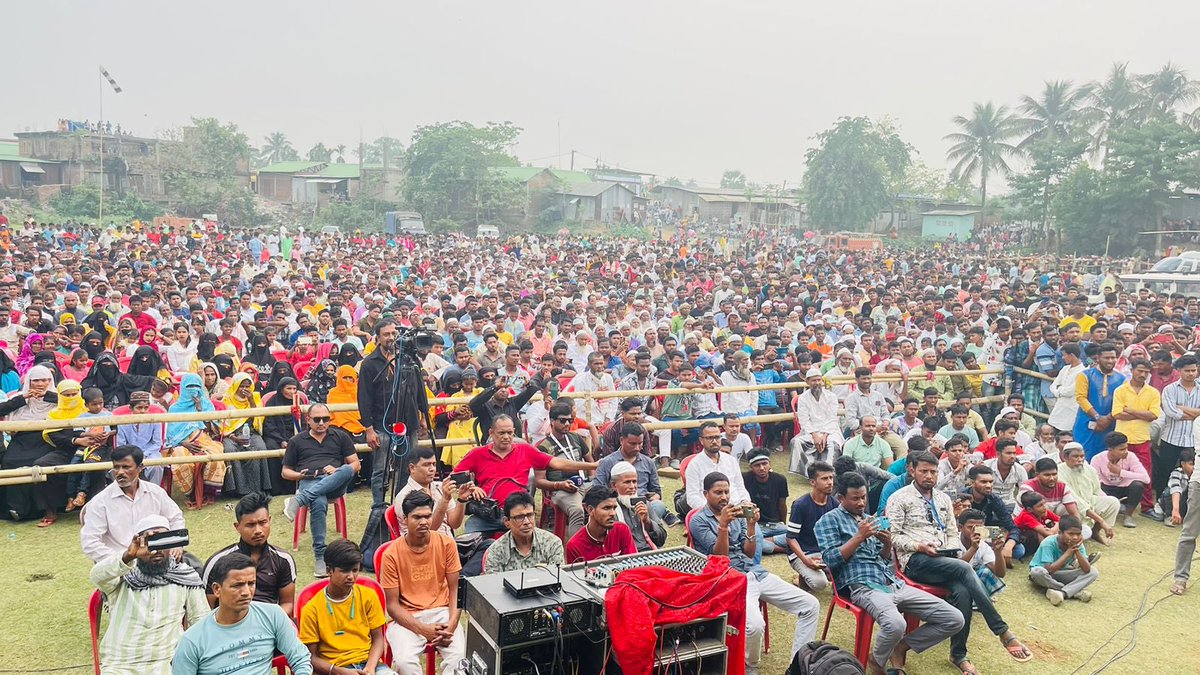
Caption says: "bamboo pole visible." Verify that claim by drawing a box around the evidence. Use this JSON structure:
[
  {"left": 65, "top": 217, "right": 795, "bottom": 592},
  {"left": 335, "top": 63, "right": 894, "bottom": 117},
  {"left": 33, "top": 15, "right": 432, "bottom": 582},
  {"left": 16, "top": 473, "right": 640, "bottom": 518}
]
[
  {"left": 0, "top": 395, "right": 1007, "bottom": 486},
  {"left": 0, "top": 367, "right": 1005, "bottom": 434},
  {"left": 1011, "top": 366, "right": 1054, "bottom": 382}
]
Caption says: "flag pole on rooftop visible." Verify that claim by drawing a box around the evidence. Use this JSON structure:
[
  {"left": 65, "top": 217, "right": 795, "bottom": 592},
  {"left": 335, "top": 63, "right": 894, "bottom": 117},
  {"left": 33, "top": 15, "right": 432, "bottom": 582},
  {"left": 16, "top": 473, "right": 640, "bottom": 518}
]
[{"left": 97, "top": 66, "right": 123, "bottom": 226}]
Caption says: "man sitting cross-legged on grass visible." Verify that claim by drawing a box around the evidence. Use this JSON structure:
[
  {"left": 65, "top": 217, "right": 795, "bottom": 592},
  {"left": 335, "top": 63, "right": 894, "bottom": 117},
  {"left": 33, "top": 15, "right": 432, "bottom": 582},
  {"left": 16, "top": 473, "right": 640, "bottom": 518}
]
[
  {"left": 1029, "top": 514, "right": 1098, "bottom": 606},
  {"left": 815, "top": 471, "right": 962, "bottom": 675},
  {"left": 299, "top": 539, "right": 395, "bottom": 675}
]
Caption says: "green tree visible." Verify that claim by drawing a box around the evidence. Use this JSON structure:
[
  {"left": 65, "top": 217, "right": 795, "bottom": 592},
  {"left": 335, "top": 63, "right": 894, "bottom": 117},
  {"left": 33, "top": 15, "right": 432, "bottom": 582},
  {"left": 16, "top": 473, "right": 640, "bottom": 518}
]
[
  {"left": 720, "top": 170, "right": 747, "bottom": 189},
  {"left": 307, "top": 143, "right": 332, "bottom": 162},
  {"left": 402, "top": 121, "right": 522, "bottom": 224},
  {"left": 802, "top": 116, "right": 912, "bottom": 230},
  {"left": 332, "top": 144, "right": 347, "bottom": 163},
  {"left": 1017, "top": 80, "right": 1086, "bottom": 148},
  {"left": 1138, "top": 62, "right": 1199, "bottom": 116},
  {"left": 362, "top": 136, "right": 405, "bottom": 167},
  {"left": 1105, "top": 112, "right": 1200, "bottom": 250},
  {"left": 1081, "top": 62, "right": 1143, "bottom": 164},
  {"left": 1012, "top": 81, "right": 1089, "bottom": 248},
  {"left": 160, "top": 118, "right": 259, "bottom": 225},
  {"left": 944, "top": 102, "right": 1022, "bottom": 225},
  {"left": 260, "top": 132, "right": 297, "bottom": 164}
]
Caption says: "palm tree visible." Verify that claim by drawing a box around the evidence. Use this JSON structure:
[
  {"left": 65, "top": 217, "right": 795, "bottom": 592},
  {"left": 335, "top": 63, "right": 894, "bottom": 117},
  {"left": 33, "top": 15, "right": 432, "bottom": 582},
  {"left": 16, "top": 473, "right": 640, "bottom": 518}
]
[
  {"left": 332, "top": 144, "right": 347, "bottom": 163},
  {"left": 1080, "top": 62, "right": 1142, "bottom": 163},
  {"left": 1017, "top": 80, "right": 1086, "bottom": 148},
  {"left": 1139, "top": 62, "right": 1200, "bottom": 115},
  {"left": 259, "top": 132, "right": 294, "bottom": 164},
  {"left": 944, "top": 101, "right": 1023, "bottom": 226}
]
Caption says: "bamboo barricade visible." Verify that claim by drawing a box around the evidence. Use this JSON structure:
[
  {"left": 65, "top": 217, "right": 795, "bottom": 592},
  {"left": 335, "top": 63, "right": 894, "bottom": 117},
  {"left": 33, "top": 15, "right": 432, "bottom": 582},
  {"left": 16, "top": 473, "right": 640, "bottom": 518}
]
[{"left": 0, "top": 369, "right": 1005, "bottom": 487}]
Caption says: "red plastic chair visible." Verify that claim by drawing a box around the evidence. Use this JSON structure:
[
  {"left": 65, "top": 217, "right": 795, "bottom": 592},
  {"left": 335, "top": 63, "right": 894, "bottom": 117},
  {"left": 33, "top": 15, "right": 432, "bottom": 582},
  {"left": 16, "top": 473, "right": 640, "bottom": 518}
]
[
  {"left": 384, "top": 504, "right": 402, "bottom": 539},
  {"left": 296, "top": 578, "right": 394, "bottom": 666},
  {"left": 820, "top": 572, "right": 874, "bottom": 665},
  {"left": 538, "top": 490, "right": 568, "bottom": 541},
  {"left": 371, "top": 540, "right": 439, "bottom": 675},
  {"left": 270, "top": 655, "right": 289, "bottom": 674},
  {"left": 88, "top": 590, "right": 104, "bottom": 675},
  {"left": 678, "top": 453, "right": 697, "bottom": 486},
  {"left": 894, "top": 558, "right": 949, "bottom": 633},
  {"left": 293, "top": 495, "right": 349, "bottom": 551}
]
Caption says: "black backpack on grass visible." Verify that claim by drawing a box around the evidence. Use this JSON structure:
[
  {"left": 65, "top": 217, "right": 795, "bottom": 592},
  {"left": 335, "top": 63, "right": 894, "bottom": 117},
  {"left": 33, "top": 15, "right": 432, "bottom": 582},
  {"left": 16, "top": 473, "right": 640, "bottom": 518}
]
[{"left": 786, "top": 641, "right": 865, "bottom": 675}]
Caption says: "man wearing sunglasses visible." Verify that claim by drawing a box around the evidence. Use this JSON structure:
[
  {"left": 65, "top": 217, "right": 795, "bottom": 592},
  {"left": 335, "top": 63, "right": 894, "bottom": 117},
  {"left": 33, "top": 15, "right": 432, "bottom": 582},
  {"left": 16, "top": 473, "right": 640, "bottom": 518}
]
[{"left": 281, "top": 403, "right": 362, "bottom": 578}]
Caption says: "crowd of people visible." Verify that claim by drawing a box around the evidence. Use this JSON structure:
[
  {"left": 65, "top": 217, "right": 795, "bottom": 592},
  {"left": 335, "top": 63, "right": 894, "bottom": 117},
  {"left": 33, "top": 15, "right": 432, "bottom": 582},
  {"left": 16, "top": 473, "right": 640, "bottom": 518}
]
[{"left": 0, "top": 211, "right": 1197, "bottom": 674}]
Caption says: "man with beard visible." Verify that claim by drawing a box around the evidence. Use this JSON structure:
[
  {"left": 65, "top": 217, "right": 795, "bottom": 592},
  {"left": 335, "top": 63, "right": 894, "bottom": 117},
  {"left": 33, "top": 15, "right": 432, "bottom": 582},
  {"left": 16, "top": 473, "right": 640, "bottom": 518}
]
[
  {"left": 81, "top": 445, "right": 185, "bottom": 564},
  {"left": 91, "top": 515, "right": 209, "bottom": 675},
  {"left": 357, "top": 319, "right": 405, "bottom": 502}
]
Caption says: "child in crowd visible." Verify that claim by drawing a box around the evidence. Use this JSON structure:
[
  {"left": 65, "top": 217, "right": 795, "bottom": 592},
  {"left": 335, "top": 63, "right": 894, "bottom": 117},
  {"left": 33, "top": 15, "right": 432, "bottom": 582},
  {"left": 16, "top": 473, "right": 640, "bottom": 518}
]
[
  {"left": 115, "top": 390, "right": 166, "bottom": 485},
  {"left": 957, "top": 508, "right": 1007, "bottom": 597},
  {"left": 64, "top": 388, "right": 114, "bottom": 511},
  {"left": 936, "top": 434, "right": 975, "bottom": 497},
  {"left": 1029, "top": 514, "right": 1099, "bottom": 605},
  {"left": 1014, "top": 491, "right": 1059, "bottom": 558},
  {"left": 1161, "top": 449, "right": 1195, "bottom": 527},
  {"left": 299, "top": 539, "right": 394, "bottom": 674}
]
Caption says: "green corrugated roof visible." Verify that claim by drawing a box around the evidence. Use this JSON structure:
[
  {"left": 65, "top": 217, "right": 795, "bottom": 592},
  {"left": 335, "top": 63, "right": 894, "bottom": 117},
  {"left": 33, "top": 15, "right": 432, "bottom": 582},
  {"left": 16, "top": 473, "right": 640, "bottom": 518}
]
[
  {"left": 549, "top": 169, "right": 593, "bottom": 185},
  {"left": 258, "top": 161, "right": 323, "bottom": 173},
  {"left": 309, "top": 163, "right": 360, "bottom": 179},
  {"left": 0, "top": 141, "right": 56, "bottom": 164},
  {"left": 0, "top": 141, "right": 18, "bottom": 157},
  {"left": 490, "top": 166, "right": 546, "bottom": 182}
]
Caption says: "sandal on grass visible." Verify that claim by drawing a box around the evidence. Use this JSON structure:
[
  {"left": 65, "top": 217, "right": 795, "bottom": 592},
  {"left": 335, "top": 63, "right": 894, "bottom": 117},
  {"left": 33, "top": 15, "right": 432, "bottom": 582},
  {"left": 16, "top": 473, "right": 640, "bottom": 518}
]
[
  {"left": 950, "top": 657, "right": 978, "bottom": 675},
  {"left": 1170, "top": 582, "right": 1187, "bottom": 596},
  {"left": 37, "top": 517, "right": 56, "bottom": 528},
  {"left": 1002, "top": 634, "right": 1033, "bottom": 662}
]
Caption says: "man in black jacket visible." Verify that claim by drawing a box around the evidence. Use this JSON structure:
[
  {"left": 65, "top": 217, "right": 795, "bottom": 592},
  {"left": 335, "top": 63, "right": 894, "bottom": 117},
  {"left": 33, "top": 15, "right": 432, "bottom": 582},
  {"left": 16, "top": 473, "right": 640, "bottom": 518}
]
[
  {"left": 468, "top": 372, "right": 545, "bottom": 445},
  {"left": 357, "top": 320, "right": 403, "bottom": 504}
]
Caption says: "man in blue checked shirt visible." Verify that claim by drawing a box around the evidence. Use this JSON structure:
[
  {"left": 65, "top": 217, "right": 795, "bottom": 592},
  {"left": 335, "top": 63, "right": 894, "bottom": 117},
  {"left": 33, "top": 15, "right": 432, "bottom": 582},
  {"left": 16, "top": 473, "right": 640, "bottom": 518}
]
[{"left": 815, "top": 471, "right": 962, "bottom": 675}]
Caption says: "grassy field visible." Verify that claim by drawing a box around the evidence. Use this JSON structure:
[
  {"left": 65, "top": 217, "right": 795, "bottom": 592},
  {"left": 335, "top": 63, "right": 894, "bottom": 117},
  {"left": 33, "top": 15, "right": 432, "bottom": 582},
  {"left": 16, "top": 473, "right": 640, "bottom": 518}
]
[{"left": 1, "top": 453, "right": 1197, "bottom": 675}]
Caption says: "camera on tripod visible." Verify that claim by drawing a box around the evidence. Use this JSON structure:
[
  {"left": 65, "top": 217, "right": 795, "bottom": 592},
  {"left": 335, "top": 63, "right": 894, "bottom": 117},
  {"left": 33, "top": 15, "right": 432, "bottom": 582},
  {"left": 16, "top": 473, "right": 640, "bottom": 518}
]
[{"left": 395, "top": 325, "right": 437, "bottom": 358}]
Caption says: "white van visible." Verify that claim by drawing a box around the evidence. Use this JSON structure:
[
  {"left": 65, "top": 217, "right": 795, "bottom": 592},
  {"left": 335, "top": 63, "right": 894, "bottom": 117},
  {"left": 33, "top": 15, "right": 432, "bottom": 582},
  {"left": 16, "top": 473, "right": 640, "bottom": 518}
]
[{"left": 477, "top": 224, "right": 500, "bottom": 238}]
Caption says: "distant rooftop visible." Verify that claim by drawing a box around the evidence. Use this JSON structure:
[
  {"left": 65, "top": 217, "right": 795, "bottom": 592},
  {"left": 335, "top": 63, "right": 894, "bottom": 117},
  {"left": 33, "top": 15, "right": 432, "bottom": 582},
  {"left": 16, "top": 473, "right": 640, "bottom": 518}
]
[{"left": 258, "top": 161, "right": 324, "bottom": 174}]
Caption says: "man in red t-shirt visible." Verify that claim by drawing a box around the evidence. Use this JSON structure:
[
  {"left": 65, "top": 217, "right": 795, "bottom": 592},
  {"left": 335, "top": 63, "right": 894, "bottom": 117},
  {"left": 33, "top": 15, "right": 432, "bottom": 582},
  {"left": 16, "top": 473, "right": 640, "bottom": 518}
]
[
  {"left": 565, "top": 486, "right": 636, "bottom": 563},
  {"left": 456, "top": 415, "right": 597, "bottom": 537}
]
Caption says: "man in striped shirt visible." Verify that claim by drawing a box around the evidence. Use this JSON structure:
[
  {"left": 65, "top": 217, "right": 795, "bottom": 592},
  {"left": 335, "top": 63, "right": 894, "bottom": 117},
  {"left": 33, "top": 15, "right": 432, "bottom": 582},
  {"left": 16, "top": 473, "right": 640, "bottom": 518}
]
[
  {"left": 1158, "top": 357, "right": 1200, "bottom": 520},
  {"left": 90, "top": 514, "right": 209, "bottom": 674}
]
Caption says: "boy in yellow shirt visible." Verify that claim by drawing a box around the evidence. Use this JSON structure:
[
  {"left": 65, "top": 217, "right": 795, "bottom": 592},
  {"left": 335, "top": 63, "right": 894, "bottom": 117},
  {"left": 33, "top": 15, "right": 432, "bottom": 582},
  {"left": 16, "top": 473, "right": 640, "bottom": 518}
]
[{"left": 299, "top": 539, "right": 395, "bottom": 674}]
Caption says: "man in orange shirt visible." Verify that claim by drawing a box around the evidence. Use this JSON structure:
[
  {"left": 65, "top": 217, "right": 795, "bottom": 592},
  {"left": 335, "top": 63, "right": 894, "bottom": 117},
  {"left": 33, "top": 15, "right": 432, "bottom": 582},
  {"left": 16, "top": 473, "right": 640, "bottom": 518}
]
[{"left": 379, "top": 491, "right": 464, "bottom": 675}]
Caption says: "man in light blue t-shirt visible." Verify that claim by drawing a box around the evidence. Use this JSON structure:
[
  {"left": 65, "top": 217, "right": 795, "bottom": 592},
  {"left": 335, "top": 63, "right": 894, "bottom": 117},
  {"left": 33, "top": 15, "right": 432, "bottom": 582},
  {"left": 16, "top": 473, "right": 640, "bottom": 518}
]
[{"left": 174, "top": 553, "right": 311, "bottom": 675}]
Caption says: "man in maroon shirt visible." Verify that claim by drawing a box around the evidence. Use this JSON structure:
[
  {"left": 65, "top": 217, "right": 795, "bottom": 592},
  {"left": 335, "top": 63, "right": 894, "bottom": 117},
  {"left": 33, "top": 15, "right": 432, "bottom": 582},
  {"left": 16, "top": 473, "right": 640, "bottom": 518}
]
[
  {"left": 565, "top": 486, "right": 636, "bottom": 563},
  {"left": 456, "top": 415, "right": 596, "bottom": 537},
  {"left": 119, "top": 294, "right": 157, "bottom": 333}
]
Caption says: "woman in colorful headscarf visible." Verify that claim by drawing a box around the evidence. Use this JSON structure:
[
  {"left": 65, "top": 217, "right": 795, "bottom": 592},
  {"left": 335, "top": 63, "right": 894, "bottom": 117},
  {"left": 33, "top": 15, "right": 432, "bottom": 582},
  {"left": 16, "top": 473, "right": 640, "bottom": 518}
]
[
  {"left": 200, "top": 361, "right": 229, "bottom": 402},
  {"left": 61, "top": 349, "right": 92, "bottom": 382},
  {"left": 15, "top": 333, "right": 46, "bottom": 375},
  {"left": 305, "top": 359, "right": 337, "bottom": 404},
  {"left": 243, "top": 332, "right": 277, "bottom": 389},
  {"left": 0, "top": 366, "right": 60, "bottom": 523},
  {"left": 42, "top": 379, "right": 103, "bottom": 512},
  {"left": 137, "top": 326, "right": 159, "bottom": 349},
  {"left": 220, "top": 372, "right": 270, "bottom": 497},
  {"left": 127, "top": 345, "right": 170, "bottom": 380},
  {"left": 262, "top": 375, "right": 307, "bottom": 496},
  {"left": 327, "top": 365, "right": 369, "bottom": 488},
  {"left": 81, "top": 352, "right": 154, "bottom": 408},
  {"left": 0, "top": 348, "right": 19, "bottom": 394},
  {"left": 165, "top": 373, "right": 225, "bottom": 508}
]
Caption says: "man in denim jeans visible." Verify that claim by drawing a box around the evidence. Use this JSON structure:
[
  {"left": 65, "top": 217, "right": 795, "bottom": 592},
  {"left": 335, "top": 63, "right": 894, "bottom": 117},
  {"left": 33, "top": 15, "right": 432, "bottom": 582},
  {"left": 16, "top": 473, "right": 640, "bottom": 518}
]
[{"left": 282, "top": 403, "right": 360, "bottom": 578}]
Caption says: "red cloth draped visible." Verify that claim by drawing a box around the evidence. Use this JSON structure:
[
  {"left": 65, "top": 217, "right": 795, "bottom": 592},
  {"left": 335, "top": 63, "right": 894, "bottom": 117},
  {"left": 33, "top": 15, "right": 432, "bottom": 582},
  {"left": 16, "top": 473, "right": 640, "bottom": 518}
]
[{"left": 603, "top": 555, "right": 747, "bottom": 675}]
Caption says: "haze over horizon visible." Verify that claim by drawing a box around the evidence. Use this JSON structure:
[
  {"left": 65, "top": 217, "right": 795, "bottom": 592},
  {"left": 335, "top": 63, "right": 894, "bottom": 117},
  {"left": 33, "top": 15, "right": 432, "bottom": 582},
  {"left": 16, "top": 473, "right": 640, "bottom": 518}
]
[{"left": 6, "top": 1, "right": 1199, "bottom": 188}]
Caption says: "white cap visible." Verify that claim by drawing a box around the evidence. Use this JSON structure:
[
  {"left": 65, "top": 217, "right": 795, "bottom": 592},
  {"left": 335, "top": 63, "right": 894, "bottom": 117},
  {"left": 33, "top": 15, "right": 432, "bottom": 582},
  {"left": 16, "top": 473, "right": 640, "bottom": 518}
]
[
  {"left": 135, "top": 514, "right": 171, "bottom": 534},
  {"left": 610, "top": 461, "right": 637, "bottom": 478},
  {"left": 805, "top": 367, "right": 822, "bottom": 378}
]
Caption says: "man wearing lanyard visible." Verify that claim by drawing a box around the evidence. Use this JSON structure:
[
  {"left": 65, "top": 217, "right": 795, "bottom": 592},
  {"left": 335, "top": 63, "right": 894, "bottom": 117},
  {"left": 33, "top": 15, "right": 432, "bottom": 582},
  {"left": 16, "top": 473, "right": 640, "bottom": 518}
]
[
  {"left": 534, "top": 401, "right": 593, "bottom": 540},
  {"left": 885, "top": 451, "right": 1032, "bottom": 672}
]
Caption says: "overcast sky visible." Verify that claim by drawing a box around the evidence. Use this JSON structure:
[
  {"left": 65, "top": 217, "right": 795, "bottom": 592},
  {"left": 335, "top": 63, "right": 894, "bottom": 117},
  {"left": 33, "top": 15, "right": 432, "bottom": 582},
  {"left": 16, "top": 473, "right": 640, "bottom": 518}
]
[{"left": 6, "top": 1, "right": 1199, "bottom": 188}]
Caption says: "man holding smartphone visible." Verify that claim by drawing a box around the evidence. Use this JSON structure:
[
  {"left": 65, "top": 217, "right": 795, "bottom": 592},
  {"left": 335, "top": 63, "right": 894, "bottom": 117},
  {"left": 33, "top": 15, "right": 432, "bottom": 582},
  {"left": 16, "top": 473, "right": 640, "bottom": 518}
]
[
  {"left": 815, "top": 472, "right": 962, "bottom": 675},
  {"left": 281, "top": 403, "right": 361, "bottom": 578}
]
